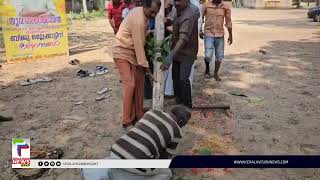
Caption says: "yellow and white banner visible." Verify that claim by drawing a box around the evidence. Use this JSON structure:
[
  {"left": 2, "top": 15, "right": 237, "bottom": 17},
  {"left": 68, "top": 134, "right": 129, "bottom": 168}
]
[{"left": 1, "top": 0, "right": 69, "bottom": 63}]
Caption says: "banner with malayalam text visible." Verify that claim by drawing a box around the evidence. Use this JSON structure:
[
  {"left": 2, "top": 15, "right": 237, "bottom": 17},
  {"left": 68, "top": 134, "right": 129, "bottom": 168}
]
[{"left": 1, "top": 0, "right": 68, "bottom": 63}]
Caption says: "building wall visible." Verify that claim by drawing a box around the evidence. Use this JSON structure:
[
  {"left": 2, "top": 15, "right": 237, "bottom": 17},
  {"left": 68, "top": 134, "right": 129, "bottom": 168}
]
[
  {"left": 243, "top": 0, "right": 256, "bottom": 8},
  {"left": 244, "top": 0, "right": 292, "bottom": 8}
]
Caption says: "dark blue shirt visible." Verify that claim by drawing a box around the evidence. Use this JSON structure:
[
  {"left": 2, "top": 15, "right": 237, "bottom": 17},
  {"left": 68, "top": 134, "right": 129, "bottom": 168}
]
[{"left": 147, "top": 19, "right": 155, "bottom": 30}]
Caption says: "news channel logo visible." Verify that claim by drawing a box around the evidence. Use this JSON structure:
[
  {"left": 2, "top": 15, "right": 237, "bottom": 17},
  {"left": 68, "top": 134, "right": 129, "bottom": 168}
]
[{"left": 12, "top": 138, "right": 31, "bottom": 168}]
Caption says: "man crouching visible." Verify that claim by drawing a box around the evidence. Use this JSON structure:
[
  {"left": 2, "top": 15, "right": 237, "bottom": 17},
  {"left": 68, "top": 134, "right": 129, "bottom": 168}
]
[{"left": 81, "top": 105, "right": 192, "bottom": 180}]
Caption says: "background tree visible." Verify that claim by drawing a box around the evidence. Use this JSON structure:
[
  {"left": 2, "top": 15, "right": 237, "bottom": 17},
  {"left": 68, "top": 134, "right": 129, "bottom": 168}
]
[
  {"left": 82, "top": 0, "right": 88, "bottom": 15},
  {"left": 99, "top": 0, "right": 105, "bottom": 12},
  {"left": 296, "top": 0, "right": 301, "bottom": 8}
]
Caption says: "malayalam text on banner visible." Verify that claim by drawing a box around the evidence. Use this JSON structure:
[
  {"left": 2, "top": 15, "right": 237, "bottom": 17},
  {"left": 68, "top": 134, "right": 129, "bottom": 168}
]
[{"left": 1, "top": 0, "right": 69, "bottom": 63}]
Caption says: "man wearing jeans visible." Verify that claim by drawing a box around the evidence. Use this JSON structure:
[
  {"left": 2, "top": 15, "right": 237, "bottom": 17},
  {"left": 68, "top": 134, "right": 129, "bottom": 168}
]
[
  {"left": 161, "top": 0, "right": 200, "bottom": 108},
  {"left": 200, "top": 0, "right": 233, "bottom": 81}
]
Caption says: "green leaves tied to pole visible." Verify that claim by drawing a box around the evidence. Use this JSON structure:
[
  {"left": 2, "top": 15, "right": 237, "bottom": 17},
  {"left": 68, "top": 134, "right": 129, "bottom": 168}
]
[{"left": 145, "top": 34, "right": 172, "bottom": 63}]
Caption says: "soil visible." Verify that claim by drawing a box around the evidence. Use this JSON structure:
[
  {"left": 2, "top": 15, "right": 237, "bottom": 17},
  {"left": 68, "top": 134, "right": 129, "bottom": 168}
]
[{"left": 0, "top": 8, "right": 320, "bottom": 180}]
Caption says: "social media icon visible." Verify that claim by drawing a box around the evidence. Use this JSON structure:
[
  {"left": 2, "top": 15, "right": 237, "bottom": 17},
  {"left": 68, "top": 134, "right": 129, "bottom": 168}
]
[
  {"left": 38, "top": 161, "right": 43, "bottom": 166},
  {"left": 44, "top": 161, "right": 49, "bottom": 166},
  {"left": 50, "top": 161, "right": 55, "bottom": 166},
  {"left": 56, "top": 161, "right": 61, "bottom": 166}
]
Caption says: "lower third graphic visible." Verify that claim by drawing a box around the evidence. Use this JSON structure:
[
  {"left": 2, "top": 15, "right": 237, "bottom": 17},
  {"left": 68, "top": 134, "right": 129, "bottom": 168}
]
[{"left": 12, "top": 138, "right": 31, "bottom": 168}]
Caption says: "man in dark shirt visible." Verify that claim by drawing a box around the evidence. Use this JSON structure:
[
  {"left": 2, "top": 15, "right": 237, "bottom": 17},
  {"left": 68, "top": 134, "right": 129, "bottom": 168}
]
[{"left": 161, "top": 0, "right": 200, "bottom": 108}]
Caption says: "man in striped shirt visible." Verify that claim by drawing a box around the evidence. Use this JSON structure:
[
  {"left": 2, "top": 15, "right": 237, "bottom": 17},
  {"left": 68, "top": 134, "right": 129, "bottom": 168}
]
[{"left": 109, "top": 105, "right": 192, "bottom": 179}]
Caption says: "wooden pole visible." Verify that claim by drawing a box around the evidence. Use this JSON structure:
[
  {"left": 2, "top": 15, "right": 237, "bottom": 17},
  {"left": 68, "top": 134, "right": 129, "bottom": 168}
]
[{"left": 152, "top": 0, "right": 165, "bottom": 111}]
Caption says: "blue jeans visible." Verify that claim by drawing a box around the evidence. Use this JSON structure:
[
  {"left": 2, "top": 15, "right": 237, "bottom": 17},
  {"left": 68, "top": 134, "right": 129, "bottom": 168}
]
[{"left": 204, "top": 36, "right": 225, "bottom": 62}]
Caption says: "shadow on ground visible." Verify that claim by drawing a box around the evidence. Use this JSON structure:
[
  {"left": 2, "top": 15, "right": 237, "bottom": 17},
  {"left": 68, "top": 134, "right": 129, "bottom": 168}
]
[
  {"left": 236, "top": 18, "right": 319, "bottom": 29},
  {"left": 173, "top": 38, "right": 320, "bottom": 179}
]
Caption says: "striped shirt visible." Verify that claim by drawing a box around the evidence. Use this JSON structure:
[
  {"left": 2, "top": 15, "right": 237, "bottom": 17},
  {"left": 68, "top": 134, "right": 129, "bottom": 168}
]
[{"left": 110, "top": 110, "right": 182, "bottom": 174}]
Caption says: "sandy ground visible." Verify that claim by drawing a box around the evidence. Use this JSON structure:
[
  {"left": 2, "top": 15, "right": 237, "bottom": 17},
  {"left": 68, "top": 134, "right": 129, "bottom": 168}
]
[{"left": 1, "top": 8, "right": 320, "bottom": 180}]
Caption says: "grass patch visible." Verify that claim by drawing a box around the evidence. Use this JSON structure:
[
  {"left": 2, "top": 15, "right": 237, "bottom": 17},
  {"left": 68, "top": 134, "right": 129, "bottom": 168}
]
[{"left": 68, "top": 10, "right": 105, "bottom": 20}]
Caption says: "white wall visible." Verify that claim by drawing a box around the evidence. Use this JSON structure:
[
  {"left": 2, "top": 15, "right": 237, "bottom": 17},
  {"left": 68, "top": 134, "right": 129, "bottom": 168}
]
[
  {"left": 244, "top": 0, "right": 257, "bottom": 8},
  {"left": 244, "top": 0, "right": 292, "bottom": 8}
]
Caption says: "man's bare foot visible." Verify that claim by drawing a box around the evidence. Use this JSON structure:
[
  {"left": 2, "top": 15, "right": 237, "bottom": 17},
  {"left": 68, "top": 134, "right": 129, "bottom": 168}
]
[
  {"left": 205, "top": 73, "right": 212, "bottom": 79},
  {"left": 213, "top": 74, "right": 221, "bottom": 81}
]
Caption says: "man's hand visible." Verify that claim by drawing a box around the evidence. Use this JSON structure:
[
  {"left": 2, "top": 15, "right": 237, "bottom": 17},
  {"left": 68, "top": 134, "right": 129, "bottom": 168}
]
[
  {"left": 199, "top": 31, "right": 204, "bottom": 39},
  {"left": 228, "top": 35, "right": 233, "bottom": 45},
  {"left": 165, "top": 17, "right": 173, "bottom": 26},
  {"left": 39, "top": 11, "right": 52, "bottom": 17},
  {"left": 108, "top": 19, "right": 116, "bottom": 34},
  {"left": 20, "top": 9, "right": 48, "bottom": 17},
  {"left": 146, "top": 29, "right": 154, "bottom": 36},
  {"left": 166, "top": 26, "right": 173, "bottom": 33},
  {"left": 160, "top": 62, "right": 171, "bottom": 71},
  {"left": 148, "top": 72, "right": 157, "bottom": 83},
  {"left": 113, "top": 28, "right": 117, "bottom": 34},
  {"left": 144, "top": 68, "right": 157, "bottom": 82},
  {"left": 160, "top": 52, "right": 174, "bottom": 71}
]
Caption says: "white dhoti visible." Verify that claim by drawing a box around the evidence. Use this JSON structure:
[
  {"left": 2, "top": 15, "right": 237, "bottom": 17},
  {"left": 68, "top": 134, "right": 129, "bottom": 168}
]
[
  {"left": 81, "top": 153, "right": 172, "bottom": 180},
  {"left": 164, "top": 63, "right": 195, "bottom": 96}
]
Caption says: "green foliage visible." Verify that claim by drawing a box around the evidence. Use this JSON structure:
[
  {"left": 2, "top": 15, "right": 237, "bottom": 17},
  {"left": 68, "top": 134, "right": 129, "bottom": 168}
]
[
  {"left": 145, "top": 35, "right": 156, "bottom": 60},
  {"left": 193, "top": 147, "right": 212, "bottom": 155},
  {"left": 145, "top": 35, "right": 172, "bottom": 63},
  {"left": 68, "top": 10, "right": 84, "bottom": 20},
  {"left": 98, "top": 0, "right": 106, "bottom": 12},
  {"left": 88, "top": 10, "right": 105, "bottom": 18},
  {"left": 67, "top": 10, "right": 105, "bottom": 20},
  {"left": 68, "top": 11, "right": 75, "bottom": 19},
  {"left": 79, "top": 10, "right": 85, "bottom": 18},
  {"left": 175, "top": 176, "right": 187, "bottom": 180}
]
